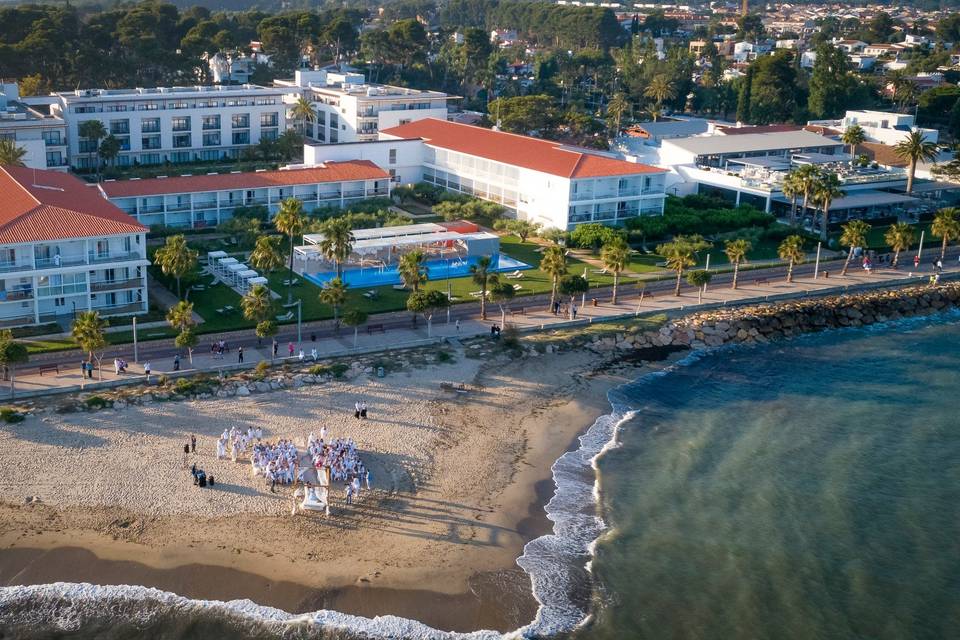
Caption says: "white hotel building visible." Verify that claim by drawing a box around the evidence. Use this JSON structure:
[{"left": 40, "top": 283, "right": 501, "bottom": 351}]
[
  {"left": 0, "top": 166, "right": 149, "bottom": 328},
  {"left": 0, "top": 82, "right": 68, "bottom": 171},
  {"left": 303, "top": 118, "right": 666, "bottom": 230},
  {"left": 43, "top": 84, "right": 287, "bottom": 169},
  {"left": 277, "top": 70, "right": 451, "bottom": 145}
]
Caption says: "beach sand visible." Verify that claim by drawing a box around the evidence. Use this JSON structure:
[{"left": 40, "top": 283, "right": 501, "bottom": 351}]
[{"left": 0, "top": 344, "right": 658, "bottom": 632}]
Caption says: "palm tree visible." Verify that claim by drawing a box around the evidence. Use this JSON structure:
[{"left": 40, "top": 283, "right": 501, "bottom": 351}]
[
  {"left": 242, "top": 283, "right": 274, "bottom": 344},
  {"left": 644, "top": 74, "right": 676, "bottom": 121},
  {"left": 273, "top": 198, "right": 307, "bottom": 303},
  {"left": 398, "top": 249, "right": 427, "bottom": 291},
  {"left": 794, "top": 164, "right": 821, "bottom": 226},
  {"left": 839, "top": 220, "right": 871, "bottom": 275},
  {"left": 290, "top": 96, "right": 316, "bottom": 137},
  {"left": 841, "top": 124, "right": 866, "bottom": 161},
  {"left": 813, "top": 172, "right": 844, "bottom": 241},
  {"left": 342, "top": 308, "right": 368, "bottom": 349},
  {"left": 884, "top": 222, "right": 915, "bottom": 268},
  {"left": 657, "top": 239, "right": 696, "bottom": 296},
  {"left": 600, "top": 236, "right": 630, "bottom": 304},
  {"left": 71, "top": 311, "right": 108, "bottom": 377},
  {"left": 77, "top": 120, "right": 106, "bottom": 179},
  {"left": 249, "top": 235, "right": 285, "bottom": 275},
  {"left": 606, "top": 91, "right": 631, "bottom": 135},
  {"left": 894, "top": 131, "right": 939, "bottom": 194},
  {"left": 931, "top": 207, "right": 960, "bottom": 261},
  {"left": 154, "top": 234, "right": 198, "bottom": 299},
  {"left": 685, "top": 270, "right": 712, "bottom": 304},
  {"left": 724, "top": 238, "right": 752, "bottom": 289},
  {"left": 0, "top": 139, "right": 27, "bottom": 167},
  {"left": 167, "top": 300, "right": 196, "bottom": 363},
  {"left": 319, "top": 277, "right": 347, "bottom": 331},
  {"left": 778, "top": 235, "right": 805, "bottom": 283},
  {"left": 0, "top": 330, "right": 29, "bottom": 399},
  {"left": 540, "top": 245, "right": 568, "bottom": 312},
  {"left": 781, "top": 171, "right": 802, "bottom": 226},
  {"left": 318, "top": 217, "right": 355, "bottom": 280},
  {"left": 470, "top": 255, "right": 494, "bottom": 320}
]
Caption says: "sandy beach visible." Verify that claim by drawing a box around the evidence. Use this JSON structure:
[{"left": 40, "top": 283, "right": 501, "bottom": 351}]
[{"left": 0, "top": 342, "right": 658, "bottom": 632}]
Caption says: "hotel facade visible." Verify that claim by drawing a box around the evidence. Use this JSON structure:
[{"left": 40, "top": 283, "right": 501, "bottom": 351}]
[{"left": 0, "top": 166, "right": 149, "bottom": 328}]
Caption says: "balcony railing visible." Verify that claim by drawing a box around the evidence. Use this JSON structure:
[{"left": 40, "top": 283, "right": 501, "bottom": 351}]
[
  {"left": 140, "top": 204, "right": 164, "bottom": 213},
  {"left": 0, "top": 314, "right": 37, "bottom": 328},
  {"left": 245, "top": 197, "right": 268, "bottom": 205},
  {"left": 91, "top": 301, "right": 145, "bottom": 315},
  {"left": 0, "top": 261, "right": 33, "bottom": 274},
  {"left": 0, "top": 288, "right": 33, "bottom": 301},
  {"left": 35, "top": 256, "right": 86, "bottom": 269},
  {"left": 88, "top": 251, "right": 142, "bottom": 265},
  {"left": 318, "top": 192, "right": 342, "bottom": 200},
  {"left": 37, "top": 282, "right": 87, "bottom": 297},
  {"left": 90, "top": 277, "right": 142, "bottom": 292},
  {"left": 165, "top": 203, "right": 192, "bottom": 212},
  {"left": 342, "top": 190, "right": 365, "bottom": 198}
]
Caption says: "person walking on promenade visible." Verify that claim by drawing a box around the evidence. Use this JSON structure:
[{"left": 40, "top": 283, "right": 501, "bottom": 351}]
[{"left": 238, "top": 346, "right": 244, "bottom": 363}]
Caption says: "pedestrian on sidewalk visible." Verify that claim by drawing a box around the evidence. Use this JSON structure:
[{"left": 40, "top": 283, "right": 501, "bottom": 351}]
[
  {"left": 143, "top": 361, "right": 151, "bottom": 381},
  {"left": 173, "top": 354, "right": 180, "bottom": 371},
  {"left": 86, "top": 361, "right": 94, "bottom": 379},
  {"left": 190, "top": 434, "right": 196, "bottom": 454},
  {"left": 455, "top": 319, "right": 460, "bottom": 332},
  {"left": 238, "top": 346, "right": 244, "bottom": 363},
  {"left": 288, "top": 342, "right": 294, "bottom": 357},
  {"left": 272, "top": 341, "right": 278, "bottom": 358}
]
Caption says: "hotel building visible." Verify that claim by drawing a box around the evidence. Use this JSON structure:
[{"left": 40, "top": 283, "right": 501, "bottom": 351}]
[
  {"left": 0, "top": 82, "right": 68, "bottom": 171},
  {"left": 0, "top": 166, "right": 149, "bottom": 328}
]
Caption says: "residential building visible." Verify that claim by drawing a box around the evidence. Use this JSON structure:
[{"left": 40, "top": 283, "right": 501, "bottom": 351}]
[
  {"left": 0, "top": 82, "right": 68, "bottom": 171},
  {"left": 809, "top": 110, "right": 939, "bottom": 146},
  {"left": 369, "top": 118, "right": 668, "bottom": 230},
  {"left": 0, "top": 166, "right": 149, "bottom": 328},
  {"left": 277, "top": 69, "right": 451, "bottom": 144},
  {"left": 44, "top": 84, "right": 287, "bottom": 169},
  {"left": 98, "top": 161, "right": 391, "bottom": 229}
]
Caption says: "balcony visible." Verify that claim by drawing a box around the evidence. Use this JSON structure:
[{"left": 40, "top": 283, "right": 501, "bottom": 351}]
[
  {"left": 90, "top": 277, "right": 142, "bottom": 293},
  {"left": 0, "top": 261, "right": 33, "bottom": 274},
  {"left": 165, "top": 202, "right": 192, "bottom": 212},
  {"left": 37, "top": 282, "right": 87, "bottom": 297},
  {"left": 245, "top": 197, "right": 268, "bottom": 205},
  {"left": 0, "top": 313, "right": 37, "bottom": 328},
  {"left": 342, "top": 190, "right": 365, "bottom": 198},
  {"left": 92, "top": 301, "right": 145, "bottom": 316},
  {"left": 0, "top": 288, "right": 33, "bottom": 302},
  {"left": 35, "top": 256, "right": 86, "bottom": 269},
  {"left": 140, "top": 204, "right": 164, "bottom": 213},
  {"left": 44, "top": 138, "right": 65, "bottom": 147},
  {"left": 368, "top": 189, "right": 390, "bottom": 197},
  {"left": 88, "top": 251, "right": 143, "bottom": 265},
  {"left": 318, "top": 192, "right": 342, "bottom": 200}
]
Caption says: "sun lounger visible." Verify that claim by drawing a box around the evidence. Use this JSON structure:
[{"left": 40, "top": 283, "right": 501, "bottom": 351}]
[
  {"left": 513, "top": 284, "right": 523, "bottom": 291},
  {"left": 505, "top": 270, "right": 524, "bottom": 279},
  {"left": 392, "top": 284, "right": 407, "bottom": 290},
  {"left": 282, "top": 278, "right": 299, "bottom": 286}
]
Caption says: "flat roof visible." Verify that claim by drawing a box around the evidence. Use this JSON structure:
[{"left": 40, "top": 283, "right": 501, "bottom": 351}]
[
  {"left": 381, "top": 118, "right": 666, "bottom": 179},
  {"left": 303, "top": 223, "right": 447, "bottom": 245},
  {"left": 774, "top": 190, "right": 918, "bottom": 210},
  {"left": 663, "top": 131, "right": 843, "bottom": 156},
  {"left": 56, "top": 84, "right": 284, "bottom": 101}
]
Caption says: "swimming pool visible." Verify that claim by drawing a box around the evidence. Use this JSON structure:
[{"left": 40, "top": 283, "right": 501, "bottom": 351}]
[{"left": 303, "top": 254, "right": 532, "bottom": 289}]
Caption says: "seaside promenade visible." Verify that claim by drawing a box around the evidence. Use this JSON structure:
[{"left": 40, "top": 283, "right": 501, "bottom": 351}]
[{"left": 3, "top": 253, "right": 958, "bottom": 399}]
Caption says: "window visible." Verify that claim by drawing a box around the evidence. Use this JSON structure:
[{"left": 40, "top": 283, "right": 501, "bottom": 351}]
[
  {"left": 329, "top": 128, "right": 338, "bottom": 143},
  {"left": 137, "top": 103, "right": 159, "bottom": 111},
  {"left": 140, "top": 153, "right": 161, "bottom": 165},
  {"left": 399, "top": 118, "right": 411, "bottom": 125},
  {"left": 317, "top": 111, "right": 326, "bottom": 126},
  {"left": 78, "top": 139, "right": 97, "bottom": 153},
  {"left": 259, "top": 113, "right": 278, "bottom": 127},
  {"left": 172, "top": 117, "right": 191, "bottom": 132},
  {"left": 109, "top": 119, "right": 129, "bottom": 135},
  {"left": 198, "top": 150, "right": 219, "bottom": 161},
  {"left": 141, "top": 118, "right": 161, "bottom": 133},
  {"left": 116, "top": 136, "right": 130, "bottom": 151},
  {"left": 389, "top": 148, "right": 397, "bottom": 164},
  {"left": 232, "top": 131, "right": 250, "bottom": 145},
  {"left": 255, "top": 98, "right": 276, "bottom": 105},
  {"left": 42, "top": 130, "right": 62, "bottom": 146},
  {"left": 260, "top": 128, "right": 278, "bottom": 141},
  {"left": 173, "top": 133, "right": 191, "bottom": 148},
  {"left": 202, "top": 115, "right": 220, "bottom": 130},
  {"left": 46, "top": 151, "right": 63, "bottom": 167},
  {"left": 142, "top": 135, "right": 161, "bottom": 150},
  {"left": 74, "top": 106, "right": 97, "bottom": 114},
  {"left": 170, "top": 101, "right": 190, "bottom": 109},
  {"left": 329, "top": 113, "right": 338, "bottom": 128},
  {"left": 231, "top": 114, "right": 249, "bottom": 128},
  {"left": 202, "top": 132, "right": 221, "bottom": 147},
  {"left": 170, "top": 151, "right": 191, "bottom": 163}
]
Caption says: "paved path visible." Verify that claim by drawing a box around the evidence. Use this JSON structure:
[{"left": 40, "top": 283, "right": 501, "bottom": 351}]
[{"left": 4, "top": 250, "right": 959, "bottom": 399}]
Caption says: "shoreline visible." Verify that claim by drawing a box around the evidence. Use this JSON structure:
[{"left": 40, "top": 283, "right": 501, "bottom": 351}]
[{"left": 0, "top": 341, "right": 665, "bottom": 633}]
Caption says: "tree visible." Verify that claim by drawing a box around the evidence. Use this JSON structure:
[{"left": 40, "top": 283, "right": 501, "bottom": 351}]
[
  {"left": 242, "top": 283, "right": 274, "bottom": 344},
  {"left": 71, "top": 311, "right": 108, "bottom": 371},
  {"left": 154, "top": 234, "right": 197, "bottom": 299},
  {"left": 249, "top": 235, "right": 285, "bottom": 275},
  {"left": 98, "top": 133, "right": 121, "bottom": 169},
  {"left": 541, "top": 245, "right": 567, "bottom": 312},
  {"left": 493, "top": 219, "right": 541, "bottom": 242},
  {"left": 470, "top": 256, "right": 495, "bottom": 320},
  {"left": 0, "top": 330, "right": 29, "bottom": 399},
  {"left": 606, "top": 91, "right": 631, "bottom": 135},
  {"left": 559, "top": 275, "right": 589, "bottom": 314},
  {"left": 747, "top": 51, "right": 798, "bottom": 125},
  {"left": 77, "top": 119, "right": 106, "bottom": 179},
  {"left": 894, "top": 131, "right": 939, "bottom": 194},
  {"left": 394, "top": 247, "right": 426, "bottom": 291},
  {"left": 657, "top": 237, "right": 699, "bottom": 296},
  {"left": 685, "top": 269, "right": 712, "bottom": 304},
  {"left": 489, "top": 279, "right": 515, "bottom": 327},
  {"left": 781, "top": 171, "right": 803, "bottom": 226},
  {"left": 256, "top": 320, "right": 278, "bottom": 346},
  {"left": 808, "top": 45, "right": 858, "bottom": 119},
  {"left": 600, "top": 236, "right": 630, "bottom": 304},
  {"left": 342, "top": 307, "right": 368, "bottom": 349},
  {"left": 273, "top": 198, "right": 307, "bottom": 303},
  {"left": 841, "top": 125, "right": 866, "bottom": 161},
  {"left": 0, "top": 139, "right": 27, "bottom": 167},
  {"left": 736, "top": 64, "right": 754, "bottom": 123},
  {"left": 175, "top": 328, "right": 198, "bottom": 365},
  {"left": 839, "top": 220, "right": 871, "bottom": 275},
  {"left": 487, "top": 95, "right": 556, "bottom": 134},
  {"left": 794, "top": 164, "right": 821, "bottom": 225},
  {"left": 777, "top": 235, "right": 805, "bottom": 283},
  {"left": 931, "top": 208, "right": 960, "bottom": 261},
  {"left": 813, "top": 172, "right": 844, "bottom": 241},
  {"left": 884, "top": 222, "right": 915, "bottom": 268},
  {"left": 406, "top": 289, "right": 448, "bottom": 337},
  {"left": 319, "top": 277, "right": 347, "bottom": 331},
  {"left": 290, "top": 95, "right": 315, "bottom": 136},
  {"left": 317, "top": 217, "right": 355, "bottom": 280},
  {"left": 724, "top": 238, "right": 752, "bottom": 289},
  {"left": 569, "top": 223, "right": 620, "bottom": 252},
  {"left": 644, "top": 74, "right": 676, "bottom": 121},
  {"left": 166, "top": 300, "right": 196, "bottom": 362}
]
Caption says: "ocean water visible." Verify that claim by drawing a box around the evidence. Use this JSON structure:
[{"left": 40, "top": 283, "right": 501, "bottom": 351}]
[{"left": 579, "top": 314, "right": 960, "bottom": 640}]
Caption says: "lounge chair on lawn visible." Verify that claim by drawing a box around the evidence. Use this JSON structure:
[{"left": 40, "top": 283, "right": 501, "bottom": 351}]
[
  {"left": 513, "top": 284, "right": 523, "bottom": 291},
  {"left": 505, "top": 270, "right": 524, "bottom": 279}
]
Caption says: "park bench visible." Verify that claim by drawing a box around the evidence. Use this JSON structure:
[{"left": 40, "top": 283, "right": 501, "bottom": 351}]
[
  {"left": 366, "top": 323, "right": 385, "bottom": 335},
  {"left": 37, "top": 364, "right": 60, "bottom": 376},
  {"left": 509, "top": 307, "right": 525, "bottom": 316},
  {"left": 754, "top": 277, "right": 770, "bottom": 286}
]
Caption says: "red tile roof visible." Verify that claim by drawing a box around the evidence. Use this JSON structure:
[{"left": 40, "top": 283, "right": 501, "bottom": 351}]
[
  {"left": 0, "top": 166, "right": 147, "bottom": 244},
  {"left": 380, "top": 118, "right": 665, "bottom": 179},
  {"left": 99, "top": 161, "right": 390, "bottom": 198}
]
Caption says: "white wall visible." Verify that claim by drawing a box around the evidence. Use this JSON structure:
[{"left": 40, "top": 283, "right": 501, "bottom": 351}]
[
  {"left": 376, "top": 107, "right": 449, "bottom": 132},
  {"left": 304, "top": 139, "right": 424, "bottom": 184}
]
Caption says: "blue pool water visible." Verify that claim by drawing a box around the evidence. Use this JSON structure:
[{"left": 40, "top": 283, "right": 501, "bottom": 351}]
[{"left": 304, "top": 254, "right": 531, "bottom": 289}]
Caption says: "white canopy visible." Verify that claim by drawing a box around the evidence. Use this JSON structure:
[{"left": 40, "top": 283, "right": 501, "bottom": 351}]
[
  {"left": 247, "top": 276, "right": 269, "bottom": 286},
  {"left": 227, "top": 263, "right": 248, "bottom": 273},
  {"left": 238, "top": 269, "right": 258, "bottom": 279}
]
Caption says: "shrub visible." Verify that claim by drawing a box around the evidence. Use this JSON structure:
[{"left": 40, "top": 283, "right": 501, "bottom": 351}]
[
  {"left": 0, "top": 407, "right": 24, "bottom": 423},
  {"left": 436, "top": 350, "right": 454, "bottom": 363},
  {"left": 308, "top": 364, "right": 330, "bottom": 376},
  {"left": 329, "top": 362, "right": 349, "bottom": 378},
  {"left": 84, "top": 395, "right": 111, "bottom": 409},
  {"left": 255, "top": 361, "right": 271, "bottom": 375},
  {"left": 156, "top": 375, "right": 169, "bottom": 387},
  {"left": 173, "top": 375, "right": 214, "bottom": 396},
  {"left": 499, "top": 325, "right": 521, "bottom": 351}
]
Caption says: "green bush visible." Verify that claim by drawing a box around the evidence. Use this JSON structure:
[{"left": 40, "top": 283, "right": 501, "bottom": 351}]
[
  {"left": 308, "top": 362, "right": 348, "bottom": 378},
  {"left": 329, "top": 362, "right": 349, "bottom": 378},
  {"left": 84, "top": 395, "right": 111, "bottom": 409},
  {"left": 255, "top": 361, "right": 271, "bottom": 376},
  {"left": 436, "top": 350, "right": 454, "bottom": 363},
  {"left": 0, "top": 407, "right": 24, "bottom": 423},
  {"left": 308, "top": 364, "right": 330, "bottom": 376},
  {"left": 173, "top": 376, "right": 214, "bottom": 396}
]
